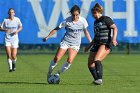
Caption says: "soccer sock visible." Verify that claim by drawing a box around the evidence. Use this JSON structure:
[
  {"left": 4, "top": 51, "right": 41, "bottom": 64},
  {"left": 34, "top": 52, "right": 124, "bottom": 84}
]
[
  {"left": 8, "top": 59, "right": 12, "bottom": 70},
  {"left": 95, "top": 60, "right": 103, "bottom": 79},
  {"left": 12, "top": 58, "right": 17, "bottom": 65},
  {"left": 12, "top": 58, "right": 17, "bottom": 70},
  {"left": 57, "top": 62, "right": 71, "bottom": 75},
  {"left": 88, "top": 67, "right": 98, "bottom": 80},
  {"left": 48, "top": 60, "right": 57, "bottom": 74}
]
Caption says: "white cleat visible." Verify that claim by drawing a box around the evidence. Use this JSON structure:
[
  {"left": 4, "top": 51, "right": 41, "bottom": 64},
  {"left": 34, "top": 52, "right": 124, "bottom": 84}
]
[
  {"left": 94, "top": 79, "right": 103, "bottom": 85},
  {"left": 54, "top": 73, "right": 59, "bottom": 77}
]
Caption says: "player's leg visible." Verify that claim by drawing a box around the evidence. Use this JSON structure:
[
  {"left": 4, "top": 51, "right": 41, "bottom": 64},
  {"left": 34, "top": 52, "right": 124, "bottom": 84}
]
[
  {"left": 47, "top": 41, "right": 68, "bottom": 77},
  {"left": 88, "top": 52, "right": 98, "bottom": 81},
  {"left": 5, "top": 46, "right": 12, "bottom": 72},
  {"left": 11, "top": 40, "right": 19, "bottom": 71},
  {"left": 56, "top": 48, "right": 78, "bottom": 75},
  {"left": 11, "top": 48, "right": 18, "bottom": 71},
  {"left": 94, "top": 45, "right": 110, "bottom": 84},
  {"left": 100, "top": 48, "right": 110, "bottom": 61},
  {"left": 48, "top": 48, "right": 67, "bottom": 77}
]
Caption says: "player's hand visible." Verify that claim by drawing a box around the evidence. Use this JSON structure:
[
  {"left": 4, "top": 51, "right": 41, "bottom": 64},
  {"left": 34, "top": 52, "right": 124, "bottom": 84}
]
[
  {"left": 13, "top": 31, "right": 18, "bottom": 35},
  {"left": 112, "top": 39, "right": 118, "bottom": 46},
  {"left": 84, "top": 47, "right": 89, "bottom": 52},
  {"left": 5, "top": 29, "right": 10, "bottom": 33},
  {"left": 42, "top": 38, "right": 47, "bottom": 42}
]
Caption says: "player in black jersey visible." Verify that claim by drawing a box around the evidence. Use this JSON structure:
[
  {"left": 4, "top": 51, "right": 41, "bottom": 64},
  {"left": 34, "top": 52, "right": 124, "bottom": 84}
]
[{"left": 85, "top": 3, "right": 118, "bottom": 85}]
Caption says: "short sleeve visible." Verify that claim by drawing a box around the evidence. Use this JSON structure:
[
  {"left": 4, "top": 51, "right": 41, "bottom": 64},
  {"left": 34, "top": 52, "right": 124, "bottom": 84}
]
[
  {"left": 0, "top": 19, "right": 6, "bottom": 29},
  {"left": 104, "top": 16, "right": 114, "bottom": 27},
  {"left": 59, "top": 20, "right": 66, "bottom": 28},
  {"left": 83, "top": 18, "right": 88, "bottom": 29},
  {"left": 17, "top": 18, "right": 22, "bottom": 27}
]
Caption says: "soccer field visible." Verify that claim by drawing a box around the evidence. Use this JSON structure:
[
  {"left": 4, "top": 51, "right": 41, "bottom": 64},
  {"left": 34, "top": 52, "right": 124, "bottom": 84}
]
[{"left": 0, "top": 54, "right": 140, "bottom": 93}]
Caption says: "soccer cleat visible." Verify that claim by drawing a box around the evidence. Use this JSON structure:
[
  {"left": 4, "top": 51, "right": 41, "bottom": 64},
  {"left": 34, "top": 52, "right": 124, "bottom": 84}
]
[
  {"left": 93, "top": 79, "right": 103, "bottom": 85},
  {"left": 12, "top": 68, "right": 16, "bottom": 71},
  {"left": 54, "top": 73, "right": 59, "bottom": 77},
  {"left": 9, "top": 69, "right": 13, "bottom": 72}
]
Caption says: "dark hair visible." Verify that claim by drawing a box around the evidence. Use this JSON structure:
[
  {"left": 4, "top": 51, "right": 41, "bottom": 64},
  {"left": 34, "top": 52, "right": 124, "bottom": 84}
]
[
  {"left": 91, "top": 3, "right": 104, "bottom": 14},
  {"left": 70, "top": 5, "right": 80, "bottom": 14},
  {"left": 8, "top": 8, "right": 15, "bottom": 14}
]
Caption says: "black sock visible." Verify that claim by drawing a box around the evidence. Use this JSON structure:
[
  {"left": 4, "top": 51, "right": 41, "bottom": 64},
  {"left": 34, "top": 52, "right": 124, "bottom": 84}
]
[
  {"left": 95, "top": 60, "right": 103, "bottom": 79},
  {"left": 88, "top": 67, "right": 98, "bottom": 80}
]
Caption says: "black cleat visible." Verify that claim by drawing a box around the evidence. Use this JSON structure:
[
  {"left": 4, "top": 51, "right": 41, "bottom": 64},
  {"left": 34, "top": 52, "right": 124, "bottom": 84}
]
[
  {"left": 9, "top": 69, "right": 13, "bottom": 72},
  {"left": 12, "top": 68, "right": 16, "bottom": 71}
]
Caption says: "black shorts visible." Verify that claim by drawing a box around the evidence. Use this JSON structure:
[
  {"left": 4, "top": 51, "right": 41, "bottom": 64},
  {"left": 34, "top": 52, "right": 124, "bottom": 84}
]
[{"left": 90, "top": 44, "right": 112, "bottom": 52}]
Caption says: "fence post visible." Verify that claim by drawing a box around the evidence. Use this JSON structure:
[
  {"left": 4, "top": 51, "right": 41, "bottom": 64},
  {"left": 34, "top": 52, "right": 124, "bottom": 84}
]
[{"left": 127, "top": 43, "right": 130, "bottom": 54}]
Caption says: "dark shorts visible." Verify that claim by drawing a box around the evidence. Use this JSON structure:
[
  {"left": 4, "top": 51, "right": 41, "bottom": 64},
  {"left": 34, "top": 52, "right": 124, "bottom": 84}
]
[{"left": 90, "top": 44, "right": 112, "bottom": 52}]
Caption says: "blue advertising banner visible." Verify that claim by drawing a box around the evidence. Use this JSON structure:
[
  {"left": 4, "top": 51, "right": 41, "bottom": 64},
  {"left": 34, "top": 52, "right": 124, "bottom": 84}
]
[{"left": 0, "top": 0, "right": 140, "bottom": 44}]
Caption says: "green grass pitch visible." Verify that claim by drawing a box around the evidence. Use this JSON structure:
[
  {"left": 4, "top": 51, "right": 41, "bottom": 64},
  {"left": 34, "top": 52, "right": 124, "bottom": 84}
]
[{"left": 0, "top": 54, "right": 140, "bottom": 93}]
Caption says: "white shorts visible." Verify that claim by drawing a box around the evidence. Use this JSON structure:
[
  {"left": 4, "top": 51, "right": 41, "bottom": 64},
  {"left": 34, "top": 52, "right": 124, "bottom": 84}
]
[
  {"left": 60, "top": 41, "right": 80, "bottom": 52},
  {"left": 5, "top": 40, "right": 19, "bottom": 48}
]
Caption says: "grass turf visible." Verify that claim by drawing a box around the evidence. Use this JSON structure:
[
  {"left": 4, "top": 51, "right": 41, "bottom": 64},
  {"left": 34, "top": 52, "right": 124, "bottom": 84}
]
[{"left": 0, "top": 54, "right": 140, "bottom": 93}]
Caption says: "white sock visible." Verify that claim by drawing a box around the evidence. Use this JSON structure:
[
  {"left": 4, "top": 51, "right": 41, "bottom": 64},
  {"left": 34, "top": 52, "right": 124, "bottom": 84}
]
[
  {"left": 48, "top": 60, "right": 57, "bottom": 74},
  {"left": 57, "top": 62, "right": 71, "bottom": 75},
  {"left": 8, "top": 59, "right": 12, "bottom": 70}
]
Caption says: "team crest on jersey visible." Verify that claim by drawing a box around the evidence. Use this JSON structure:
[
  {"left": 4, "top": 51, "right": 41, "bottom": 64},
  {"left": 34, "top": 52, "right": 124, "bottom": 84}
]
[
  {"left": 66, "top": 22, "right": 72, "bottom": 27},
  {"left": 97, "top": 22, "right": 103, "bottom": 26},
  {"left": 94, "top": 22, "right": 102, "bottom": 27}
]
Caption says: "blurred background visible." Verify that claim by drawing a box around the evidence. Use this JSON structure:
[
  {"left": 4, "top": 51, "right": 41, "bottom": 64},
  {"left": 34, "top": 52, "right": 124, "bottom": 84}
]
[{"left": 0, "top": 0, "right": 140, "bottom": 54}]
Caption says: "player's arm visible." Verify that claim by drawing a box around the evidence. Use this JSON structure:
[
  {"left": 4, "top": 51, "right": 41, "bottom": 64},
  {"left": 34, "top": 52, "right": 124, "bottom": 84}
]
[
  {"left": 105, "top": 16, "right": 118, "bottom": 46},
  {"left": 0, "top": 21, "right": 7, "bottom": 32},
  {"left": 84, "top": 39, "right": 94, "bottom": 52},
  {"left": 14, "top": 26, "right": 22, "bottom": 35},
  {"left": 84, "top": 29, "right": 92, "bottom": 43},
  {"left": 43, "top": 18, "right": 66, "bottom": 42},
  {"left": 0, "top": 26, "right": 11, "bottom": 33},
  {"left": 110, "top": 24, "right": 118, "bottom": 46},
  {"left": 0, "top": 27, "right": 11, "bottom": 33},
  {"left": 83, "top": 17, "right": 92, "bottom": 43},
  {"left": 83, "top": 18, "right": 92, "bottom": 52},
  {"left": 42, "top": 27, "right": 60, "bottom": 42},
  {"left": 14, "top": 19, "right": 23, "bottom": 35},
  {"left": 0, "top": 27, "right": 6, "bottom": 31}
]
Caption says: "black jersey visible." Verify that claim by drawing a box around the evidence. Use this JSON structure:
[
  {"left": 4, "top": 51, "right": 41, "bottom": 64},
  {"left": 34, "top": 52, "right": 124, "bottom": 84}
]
[{"left": 93, "top": 16, "right": 114, "bottom": 45}]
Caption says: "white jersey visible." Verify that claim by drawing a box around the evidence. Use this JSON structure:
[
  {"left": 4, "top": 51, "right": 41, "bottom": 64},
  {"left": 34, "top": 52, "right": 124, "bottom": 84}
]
[
  {"left": 59, "top": 16, "right": 88, "bottom": 46},
  {"left": 1, "top": 17, "right": 22, "bottom": 42}
]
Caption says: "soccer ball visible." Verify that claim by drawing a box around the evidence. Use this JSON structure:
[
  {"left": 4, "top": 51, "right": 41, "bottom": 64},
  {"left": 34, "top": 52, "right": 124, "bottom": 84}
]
[{"left": 48, "top": 74, "right": 60, "bottom": 84}]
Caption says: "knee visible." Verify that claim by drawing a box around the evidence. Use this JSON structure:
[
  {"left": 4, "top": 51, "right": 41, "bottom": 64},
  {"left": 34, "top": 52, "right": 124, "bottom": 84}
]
[
  {"left": 11, "top": 55, "right": 16, "bottom": 60},
  {"left": 88, "top": 62, "right": 95, "bottom": 68},
  {"left": 67, "top": 58, "right": 73, "bottom": 64},
  {"left": 94, "top": 57, "right": 101, "bottom": 61},
  {"left": 88, "top": 57, "right": 93, "bottom": 66},
  {"left": 54, "top": 56, "right": 60, "bottom": 62}
]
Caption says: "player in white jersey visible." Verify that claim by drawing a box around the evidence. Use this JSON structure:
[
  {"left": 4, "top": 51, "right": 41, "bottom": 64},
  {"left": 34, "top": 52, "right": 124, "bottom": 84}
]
[
  {"left": 43, "top": 5, "right": 92, "bottom": 80},
  {"left": 0, "top": 8, "right": 22, "bottom": 72}
]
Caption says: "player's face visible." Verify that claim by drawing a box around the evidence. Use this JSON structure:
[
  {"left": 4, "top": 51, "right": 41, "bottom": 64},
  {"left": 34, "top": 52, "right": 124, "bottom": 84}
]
[
  {"left": 72, "top": 11, "right": 80, "bottom": 21},
  {"left": 92, "top": 11, "right": 101, "bottom": 19},
  {"left": 8, "top": 9, "right": 15, "bottom": 17}
]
